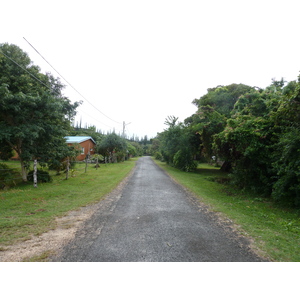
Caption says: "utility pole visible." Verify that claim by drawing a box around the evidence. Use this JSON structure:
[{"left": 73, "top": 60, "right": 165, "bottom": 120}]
[{"left": 122, "top": 121, "right": 131, "bottom": 138}]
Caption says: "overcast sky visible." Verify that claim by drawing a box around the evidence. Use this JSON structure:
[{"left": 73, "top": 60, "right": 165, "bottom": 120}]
[{"left": 2, "top": 0, "right": 300, "bottom": 138}]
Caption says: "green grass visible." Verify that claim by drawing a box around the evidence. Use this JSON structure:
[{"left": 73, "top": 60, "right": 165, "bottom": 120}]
[
  {"left": 2, "top": 157, "right": 300, "bottom": 261},
  {"left": 154, "top": 159, "right": 300, "bottom": 262},
  {"left": 0, "top": 159, "right": 137, "bottom": 246}
]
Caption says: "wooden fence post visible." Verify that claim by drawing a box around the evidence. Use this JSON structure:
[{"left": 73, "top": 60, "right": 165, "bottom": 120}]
[
  {"left": 33, "top": 159, "right": 37, "bottom": 188},
  {"left": 85, "top": 157, "right": 88, "bottom": 173}
]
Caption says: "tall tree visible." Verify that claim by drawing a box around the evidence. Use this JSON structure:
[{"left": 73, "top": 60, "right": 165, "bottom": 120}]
[
  {"left": 193, "top": 83, "right": 254, "bottom": 117},
  {"left": 0, "top": 43, "right": 80, "bottom": 181}
]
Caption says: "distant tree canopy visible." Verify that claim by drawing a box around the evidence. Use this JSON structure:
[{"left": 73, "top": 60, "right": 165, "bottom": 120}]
[
  {"left": 70, "top": 125, "right": 104, "bottom": 144},
  {"left": 155, "top": 78, "right": 300, "bottom": 207},
  {"left": 0, "top": 43, "right": 80, "bottom": 181},
  {"left": 192, "top": 83, "right": 255, "bottom": 117},
  {"left": 97, "top": 132, "right": 127, "bottom": 162},
  {"left": 156, "top": 116, "right": 198, "bottom": 172}
]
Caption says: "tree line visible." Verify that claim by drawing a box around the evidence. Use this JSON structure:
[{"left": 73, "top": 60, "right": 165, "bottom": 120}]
[
  {"left": 0, "top": 43, "right": 150, "bottom": 185},
  {"left": 153, "top": 79, "right": 300, "bottom": 207},
  {"left": 2, "top": 42, "right": 299, "bottom": 207}
]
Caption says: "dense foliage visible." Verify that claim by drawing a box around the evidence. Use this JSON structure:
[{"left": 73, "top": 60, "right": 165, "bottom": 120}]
[
  {"left": 155, "top": 79, "right": 300, "bottom": 207},
  {"left": 0, "top": 43, "right": 80, "bottom": 181},
  {"left": 97, "top": 132, "right": 127, "bottom": 162},
  {"left": 157, "top": 116, "right": 198, "bottom": 171}
]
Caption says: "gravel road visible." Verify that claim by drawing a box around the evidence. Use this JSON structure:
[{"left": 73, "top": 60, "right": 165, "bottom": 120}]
[{"left": 52, "top": 156, "right": 265, "bottom": 262}]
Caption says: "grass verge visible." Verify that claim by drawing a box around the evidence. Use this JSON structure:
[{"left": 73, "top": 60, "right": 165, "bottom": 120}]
[
  {"left": 0, "top": 159, "right": 137, "bottom": 246},
  {"left": 154, "top": 159, "right": 300, "bottom": 262}
]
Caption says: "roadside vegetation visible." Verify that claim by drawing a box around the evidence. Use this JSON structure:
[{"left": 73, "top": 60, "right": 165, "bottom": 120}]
[
  {"left": 0, "top": 159, "right": 137, "bottom": 247},
  {"left": 154, "top": 159, "right": 300, "bottom": 262},
  {"left": 149, "top": 76, "right": 300, "bottom": 261},
  {"left": 0, "top": 43, "right": 151, "bottom": 188},
  {"left": 153, "top": 79, "right": 300, "bottom": 208},
  {"left": 0, "top": 43, "right": 151, "bottom": 251},
  {"left": 1, "top": 42, "right": 300, "bottom": 262}
]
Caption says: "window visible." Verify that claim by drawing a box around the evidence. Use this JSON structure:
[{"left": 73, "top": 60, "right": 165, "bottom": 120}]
[{"left": 81, "top": 147, "right": 85, "bottom": 154}]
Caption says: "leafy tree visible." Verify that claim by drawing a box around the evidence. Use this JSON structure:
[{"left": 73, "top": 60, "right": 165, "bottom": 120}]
[
  {"left": 70, "top": 125, "right": 103, "bottom": 143},
  {"left": 272, "top": 128, "right": 300, "bottom": 206},
  {"left": 212, "top": 78, "right": 300, "bottom": 200},
  {"left": 187, "top": 106, "right": 226, "bottom": 162},
  {"left": 186, "top": 83, "right": 254, "bottom": 165},
  {"left": 97, "top": 132, "right": 127, "bottom": 162},
  {"left": 233, "top": 90, "right": 268, "bottom": 116},
  {"left": 0, "top": 43, "right": 80, "bottom": 181},
  {"left": 213, "top": 114, "right": 276, "bottom": 194},
  {"left": 0, "top": 140, "right": 14, "bottom": 160},
  {"left": 0, "top": 43, "right": 64, "bottom": 96},
  {"left": 193, "top": 83, "right": 254, "bottom": 117},
  {"left": 158, "top": 116, "right": 198, "bottom": 171},
  {"left": 127, "top": 141, "right": 143, "bottom": 157},
  {"left": 149, "top": 138, "right": 161, "bottom": 157},
  {"left": 270, "top": 77, "right": 300, "bottom": 206},
  {"left": 157, "top": 77, "right": 300, "bottom": 206}
]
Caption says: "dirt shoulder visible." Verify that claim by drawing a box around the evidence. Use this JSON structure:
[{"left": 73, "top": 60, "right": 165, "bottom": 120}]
[
  {"left": 0, "top": 204, "right": 97, "bottom": 262},
  {"left": 0, "top": 170, "right": 134, "bottom": 262}
]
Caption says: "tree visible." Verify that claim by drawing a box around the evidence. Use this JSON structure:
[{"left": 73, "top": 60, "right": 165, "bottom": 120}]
[
  {"left": 158, "top": 116, "right": 198, "bottom": 171},
  {"left": 70, "top": 125, "right": 103, "bottom": 143},
  {"left": 0, "top": 43, "right": 80, "bottom": 181},
  {"left": 0, "top": 43, "right": 64, "bottom": 96},
  {"left": 212, "top": 79, "right": 297, "bottom": 198},
  {"left": 193, "top": 83, "right": 254, "bottom": 117},
  {"left": 187, "top": 83, "right": 254, "bottom": 165},
  {"left": 213, "top": 113, "right": 276, "bottom": 194},
  {"left": 270, "top": 76, "right": 300, "bottom": 206},
  {"left": 157, "top": 77, "right": 300, "bottom": 206},
  {"left": 188, "top": 106, "right": 226, "bottom": 162},
  {"left": 97, "top": 132, "right": 127, "bottom": 162}
]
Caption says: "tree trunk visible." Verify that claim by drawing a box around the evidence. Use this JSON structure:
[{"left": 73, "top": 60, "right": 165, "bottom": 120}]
[
  {"left": 20, "top": 158, "right": 28, "bottom": 182},
  {"left": 10, "top": 141, "right": 28, "bottom": 181}
]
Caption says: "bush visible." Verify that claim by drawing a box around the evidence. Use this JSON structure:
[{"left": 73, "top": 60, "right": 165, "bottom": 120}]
[
  {"left": 173, "top": 149, "right": 198, "bottom": 172},
  {"left": 27, "top": 169, "right": 52, "bottom": 183},
  {"left": 154, "top": 151, "right": 163, "bottom": 161}
]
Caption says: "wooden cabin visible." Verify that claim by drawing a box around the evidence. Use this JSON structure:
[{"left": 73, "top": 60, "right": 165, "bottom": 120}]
[{"left": 65, "top": 136, "right": 96, "bottom": 161}]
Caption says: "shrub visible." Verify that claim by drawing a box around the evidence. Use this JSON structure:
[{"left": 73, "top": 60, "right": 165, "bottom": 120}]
[
  {"left": 173, "top": 149, "right": 198, "bottom": 172},
  {"left": 27, "top": 169, "right": 52, "bottom": 183},
  {"left": 154, "top": 151, "right": 163, "bottom": 161}
]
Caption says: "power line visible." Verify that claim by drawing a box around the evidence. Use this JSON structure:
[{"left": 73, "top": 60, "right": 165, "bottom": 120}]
[
  {"left": 0, "top": 44, "right": 119, "bottom": 133},
  {"left": 76, "top": 107, "right": 115, "bottom": 129},
  {"left": 23, "top": 37, "right": 122, "bottom": 125}
]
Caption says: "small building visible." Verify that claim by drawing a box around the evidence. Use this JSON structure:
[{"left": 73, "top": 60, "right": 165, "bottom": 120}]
[{"left": 65, "top": 136, "right": 96, "bottom": 161}]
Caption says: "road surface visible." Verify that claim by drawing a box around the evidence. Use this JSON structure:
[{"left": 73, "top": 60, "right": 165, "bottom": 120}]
[{"left": 53, "top": 156, "right": 265, "bottom": 262}]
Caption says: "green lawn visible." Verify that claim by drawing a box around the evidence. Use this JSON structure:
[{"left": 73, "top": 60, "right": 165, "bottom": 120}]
[
  {"left": 153, "top": 159, "right": 300, "bottom": 262},
  {"left": 0, "top": 159, "right": 137, "bottom": 247}
]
